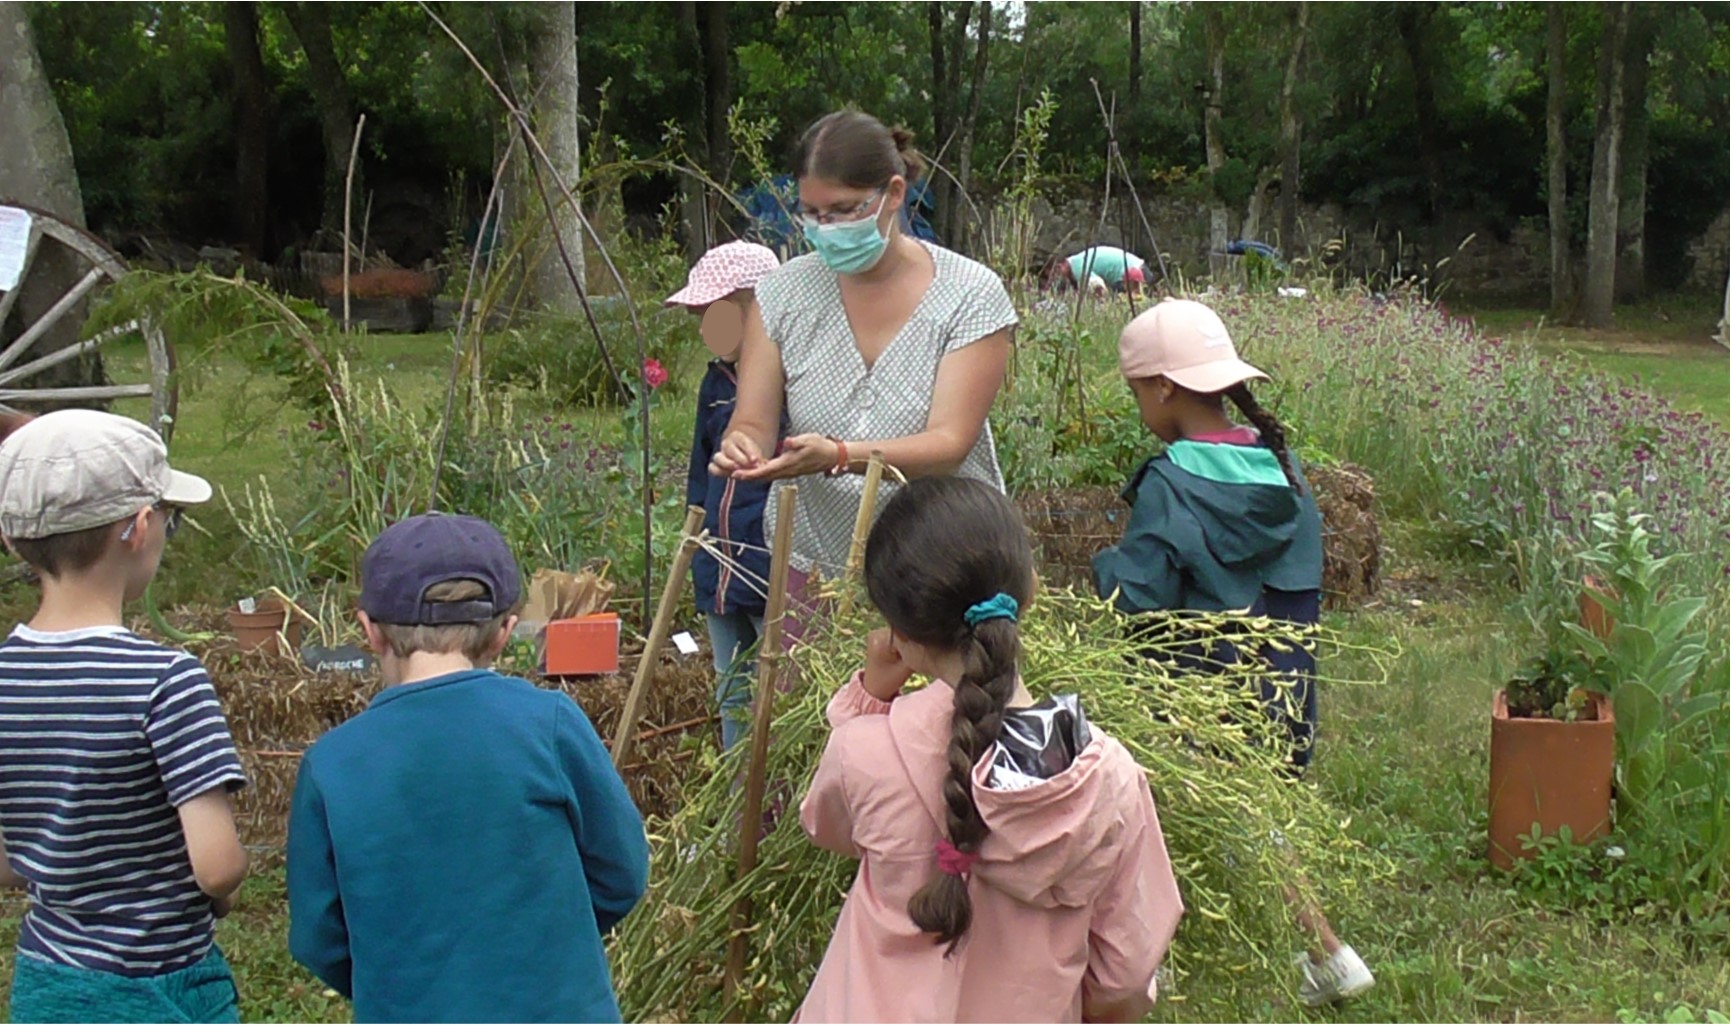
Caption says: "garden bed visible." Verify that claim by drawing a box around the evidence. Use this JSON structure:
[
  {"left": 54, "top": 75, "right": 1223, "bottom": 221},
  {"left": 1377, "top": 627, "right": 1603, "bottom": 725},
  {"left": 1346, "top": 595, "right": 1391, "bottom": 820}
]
[{"left": 146, "top": 606, "right": 714, "bottom": 847}]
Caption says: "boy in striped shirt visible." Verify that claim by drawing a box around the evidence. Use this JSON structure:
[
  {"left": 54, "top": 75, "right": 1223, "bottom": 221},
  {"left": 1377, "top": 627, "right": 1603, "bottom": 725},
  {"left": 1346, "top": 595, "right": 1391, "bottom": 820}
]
[{"left": 0, "top": 410, "right": 249, "bottom": 1022}]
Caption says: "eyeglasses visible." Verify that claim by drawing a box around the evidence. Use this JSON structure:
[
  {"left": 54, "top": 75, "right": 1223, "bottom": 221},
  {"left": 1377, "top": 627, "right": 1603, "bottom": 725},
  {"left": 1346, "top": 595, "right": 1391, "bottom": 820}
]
[
  {"left": 797, "top": 188, "right": 887, "bottom": 229},
  {"left": 120, "top": 504, "right": 184, "bottom": 542}
]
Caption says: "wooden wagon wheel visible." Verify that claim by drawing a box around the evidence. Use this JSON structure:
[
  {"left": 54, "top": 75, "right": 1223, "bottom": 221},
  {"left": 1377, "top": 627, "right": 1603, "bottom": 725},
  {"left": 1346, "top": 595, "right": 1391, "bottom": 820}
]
[{"left": 0, "top": 202, "right": 178, "bottom": 443}]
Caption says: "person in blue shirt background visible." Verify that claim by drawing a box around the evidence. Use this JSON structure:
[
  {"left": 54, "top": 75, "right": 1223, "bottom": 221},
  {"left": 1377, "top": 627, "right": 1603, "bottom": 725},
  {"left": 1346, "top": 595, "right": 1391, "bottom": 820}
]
[
  {"left": 667, "top": 241, "right": 780, "bottom": 750},
  {"left": 286, "top": 512, "right": 648, "bottom": 1023}
]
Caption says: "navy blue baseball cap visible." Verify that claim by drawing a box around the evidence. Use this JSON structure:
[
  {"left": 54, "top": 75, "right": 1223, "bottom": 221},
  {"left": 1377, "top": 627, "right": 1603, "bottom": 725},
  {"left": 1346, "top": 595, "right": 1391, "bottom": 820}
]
[{"left": 359, "top": 513, "right": 523, "bottom": 625}]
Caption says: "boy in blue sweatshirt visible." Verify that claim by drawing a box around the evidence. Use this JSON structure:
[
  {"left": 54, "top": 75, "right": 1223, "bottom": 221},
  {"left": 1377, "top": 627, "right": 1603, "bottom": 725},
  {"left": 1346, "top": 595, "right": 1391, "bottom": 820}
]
[
  {"left": 666, "top": 241, "right": 780, "bottom": 749},
  {"left": 286, "top": 512, "right": 648, "bottom": 1023}
]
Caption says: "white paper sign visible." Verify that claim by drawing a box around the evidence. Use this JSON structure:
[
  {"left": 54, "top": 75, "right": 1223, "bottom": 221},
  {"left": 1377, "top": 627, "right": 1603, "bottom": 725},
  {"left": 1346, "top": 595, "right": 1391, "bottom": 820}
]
[
  {"left": 0, "top": 207, "right": 33, "bottom": 292},
  {"left": 671, "top": 631, "right": 700, "bottom": 657}
]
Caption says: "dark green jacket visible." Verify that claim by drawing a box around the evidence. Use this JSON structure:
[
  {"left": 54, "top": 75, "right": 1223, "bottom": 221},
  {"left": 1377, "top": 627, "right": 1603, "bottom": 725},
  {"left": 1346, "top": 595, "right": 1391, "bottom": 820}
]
[{"left": 1092, "top": 439, "right": 1323, "bottom": 614}]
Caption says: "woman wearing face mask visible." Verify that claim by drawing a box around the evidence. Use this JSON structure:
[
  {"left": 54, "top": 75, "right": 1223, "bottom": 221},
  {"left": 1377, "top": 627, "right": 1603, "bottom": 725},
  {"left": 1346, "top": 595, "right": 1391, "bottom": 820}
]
[{"left": 711, "top": 109, "right": 1018, "bottom": 605}]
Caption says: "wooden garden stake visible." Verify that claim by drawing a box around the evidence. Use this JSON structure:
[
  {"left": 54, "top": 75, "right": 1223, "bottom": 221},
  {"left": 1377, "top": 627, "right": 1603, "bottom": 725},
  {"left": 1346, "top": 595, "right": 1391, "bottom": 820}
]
[
  {"left": 837, "top": 451, "right": 886, "bottom": 618},
  {"left": 341, "top": 113, "right": 367, "bottom": 332},
  {"left": 609, "top": 504, "right": 706, "bottom": 769},
  {"left": 723, "top": 485, "right": 797, "bottom": 1014}
]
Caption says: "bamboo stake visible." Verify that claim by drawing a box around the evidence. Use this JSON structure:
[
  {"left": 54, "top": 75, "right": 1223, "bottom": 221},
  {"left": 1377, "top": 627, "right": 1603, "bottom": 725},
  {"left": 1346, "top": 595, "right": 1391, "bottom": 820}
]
[
  {"left": 610, "top": 505, "right": 706, "bottom": 769},
  {"left": 341, "top": 114, "right": 367, "bottom": 332},
  {"left": 837, "top": 451, "right": 887, "bottom": 618},
  {"left": 723, "top": 485, "right": 797, "bottom": 1014}
]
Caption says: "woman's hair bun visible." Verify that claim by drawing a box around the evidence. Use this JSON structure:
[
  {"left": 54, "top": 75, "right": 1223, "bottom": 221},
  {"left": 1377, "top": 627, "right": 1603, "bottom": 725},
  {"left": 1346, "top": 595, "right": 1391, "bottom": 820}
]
[{"left": 889, "top": 127, "right": 928, "bottom": 183}]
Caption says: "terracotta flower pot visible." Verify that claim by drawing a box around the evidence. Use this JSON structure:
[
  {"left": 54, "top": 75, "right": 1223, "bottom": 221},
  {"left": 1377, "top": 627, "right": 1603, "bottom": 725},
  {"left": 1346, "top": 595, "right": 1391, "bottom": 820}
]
[
  {"left": 226, "top": 599, "right": 302, "bottom": 656},
  {"left": 1579, "top": 575, "right": 1616, "bottom": 639},
  {"left": 1488, "top": 690, "right": 1615, "bottom": 870}
]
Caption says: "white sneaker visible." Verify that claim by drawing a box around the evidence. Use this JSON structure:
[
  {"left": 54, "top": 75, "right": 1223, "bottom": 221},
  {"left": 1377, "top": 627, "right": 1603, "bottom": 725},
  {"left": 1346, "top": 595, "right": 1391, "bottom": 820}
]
[{"left": 1295, "top": 945, "right": 1375, "bottom": 1007}]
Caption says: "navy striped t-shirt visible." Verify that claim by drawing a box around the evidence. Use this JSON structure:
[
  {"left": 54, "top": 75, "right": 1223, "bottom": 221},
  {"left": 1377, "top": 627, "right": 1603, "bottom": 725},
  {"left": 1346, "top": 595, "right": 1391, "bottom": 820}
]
[{"left": 0, "top": 625, "right": 247, "bottom": 976}]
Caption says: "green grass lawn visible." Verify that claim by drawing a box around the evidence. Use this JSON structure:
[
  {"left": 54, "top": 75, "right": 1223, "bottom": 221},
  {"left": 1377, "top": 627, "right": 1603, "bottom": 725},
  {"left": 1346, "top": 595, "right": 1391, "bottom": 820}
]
[
  {"left": 0, "top": 304, "right": 1725, "bottom": 1023},
  {"left": 1456, "top": 295, "right": 1729, "bottom": 424}
]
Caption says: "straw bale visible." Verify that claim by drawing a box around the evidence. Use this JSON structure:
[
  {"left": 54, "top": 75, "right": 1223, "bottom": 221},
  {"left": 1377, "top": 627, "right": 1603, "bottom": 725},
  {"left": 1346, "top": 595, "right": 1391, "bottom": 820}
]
[
  {"left": 189, "top": 627, "right": 719, "bottom": 848},
  {"left": 1015, "top": 465, "right": 1383, "bottom": 611},
  {"left": 1308, "top": 463, "right": 1382, "bottom": 609}
]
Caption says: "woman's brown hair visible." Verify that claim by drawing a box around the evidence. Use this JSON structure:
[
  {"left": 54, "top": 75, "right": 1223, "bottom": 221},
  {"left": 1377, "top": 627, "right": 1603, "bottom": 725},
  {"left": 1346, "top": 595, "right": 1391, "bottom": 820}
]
[
  {"left": 863, "top": 476, "right": 1033, "bottom": 951},
  {"left": 793, "top": 109, "right": 927, "bottom": 188}
]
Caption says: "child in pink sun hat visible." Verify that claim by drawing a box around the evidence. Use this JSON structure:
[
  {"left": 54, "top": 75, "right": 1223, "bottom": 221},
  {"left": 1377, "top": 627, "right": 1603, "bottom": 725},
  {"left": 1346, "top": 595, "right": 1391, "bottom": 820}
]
[{"left": 666, "top": 241, "right": 781, "bottom": 750}]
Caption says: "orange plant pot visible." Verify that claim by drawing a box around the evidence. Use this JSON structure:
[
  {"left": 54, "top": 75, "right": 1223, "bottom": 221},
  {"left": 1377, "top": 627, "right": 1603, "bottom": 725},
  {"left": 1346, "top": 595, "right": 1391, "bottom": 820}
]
[
  {"left": 226, "top": 598, "right": 302, "bottom": 656},
  {"left": 1488, "top": 690, "right": 1615, "bottom": 870},
  {"left": 544, "top": 613, "right": 621, "bottom": 676},
  {"left": 1579, "top": 575, "right": 1616, "bottom": 639}
]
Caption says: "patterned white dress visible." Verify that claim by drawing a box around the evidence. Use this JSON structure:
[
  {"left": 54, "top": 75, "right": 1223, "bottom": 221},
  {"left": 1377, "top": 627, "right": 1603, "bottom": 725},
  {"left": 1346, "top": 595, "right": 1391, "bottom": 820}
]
[{"left": 756, "top": 242, "right": 1019, "bottom": 575}]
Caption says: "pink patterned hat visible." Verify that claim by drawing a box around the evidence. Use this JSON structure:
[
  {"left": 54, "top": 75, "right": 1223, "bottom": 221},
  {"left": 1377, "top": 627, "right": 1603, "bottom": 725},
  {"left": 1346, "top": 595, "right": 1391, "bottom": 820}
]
[{"left": 663, "top": 241, "right": 780, "bottom": 307}]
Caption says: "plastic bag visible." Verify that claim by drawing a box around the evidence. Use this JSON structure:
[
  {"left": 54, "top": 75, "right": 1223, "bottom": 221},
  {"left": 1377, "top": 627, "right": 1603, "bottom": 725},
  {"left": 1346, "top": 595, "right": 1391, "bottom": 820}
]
[{"left": 987, "top": 694, "right": 1093, "bottom": 791}]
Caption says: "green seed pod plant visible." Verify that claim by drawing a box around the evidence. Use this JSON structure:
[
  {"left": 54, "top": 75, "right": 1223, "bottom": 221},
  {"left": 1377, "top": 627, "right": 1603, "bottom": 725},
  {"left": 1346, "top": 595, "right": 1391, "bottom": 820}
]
[{"left": 609, "top": 584, "right": 1395, "bottom": 1022}]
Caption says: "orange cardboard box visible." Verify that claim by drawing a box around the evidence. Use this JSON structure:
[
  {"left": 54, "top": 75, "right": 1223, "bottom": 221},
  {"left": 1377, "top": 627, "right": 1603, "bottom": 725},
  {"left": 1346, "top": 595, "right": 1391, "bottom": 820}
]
[{"left": 544, "top": 613, "right": 620, "bottom": 676}]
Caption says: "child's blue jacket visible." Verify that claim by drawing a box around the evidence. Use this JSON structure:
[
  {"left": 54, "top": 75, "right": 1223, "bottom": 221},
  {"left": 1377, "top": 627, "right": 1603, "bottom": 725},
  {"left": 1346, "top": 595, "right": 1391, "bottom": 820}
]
[{"left": 286, "top": 669, "right": 648, "bottom": 1024}]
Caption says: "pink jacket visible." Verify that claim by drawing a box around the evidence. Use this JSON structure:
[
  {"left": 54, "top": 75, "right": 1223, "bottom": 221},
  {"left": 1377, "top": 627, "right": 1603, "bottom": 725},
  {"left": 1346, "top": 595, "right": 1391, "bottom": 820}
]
[{"left": 796, "top": 674, "right": 1183, "bottom": 1024}]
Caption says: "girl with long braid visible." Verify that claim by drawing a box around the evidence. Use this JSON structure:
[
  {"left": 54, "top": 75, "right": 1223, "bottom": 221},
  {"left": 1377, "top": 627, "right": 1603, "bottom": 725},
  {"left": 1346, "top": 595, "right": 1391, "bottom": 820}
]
[
  {"left": 1091, "top": 298, "right": 1375, "bottom": 1006},
  {"left": 797, "top": 477, "right": 1181, "bottom": 1023}
]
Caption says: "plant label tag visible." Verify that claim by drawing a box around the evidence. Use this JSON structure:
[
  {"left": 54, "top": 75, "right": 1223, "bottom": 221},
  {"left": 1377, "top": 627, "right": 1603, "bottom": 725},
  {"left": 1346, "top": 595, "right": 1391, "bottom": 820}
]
[
  {"left": 672, "top": 631, "right": 700, "bottom": 657},
  {"left": 237, "top": 597, "right": 257, "bottom": 615},
  {"left": 300, "top": 644, "right": 375, "bottom": 675}
]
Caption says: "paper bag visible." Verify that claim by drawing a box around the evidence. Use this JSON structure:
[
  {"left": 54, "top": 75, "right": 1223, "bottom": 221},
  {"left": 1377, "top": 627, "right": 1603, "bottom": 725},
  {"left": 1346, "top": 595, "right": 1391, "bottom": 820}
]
[{"left": 519, "top": 567, "right": 615, "bottom": 630}]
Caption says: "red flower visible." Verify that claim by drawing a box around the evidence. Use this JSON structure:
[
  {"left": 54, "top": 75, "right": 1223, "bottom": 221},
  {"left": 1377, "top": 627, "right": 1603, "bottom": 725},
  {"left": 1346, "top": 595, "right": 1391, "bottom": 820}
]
[{"left": 643, "top": 358, "right": 668, "bottom": 390}]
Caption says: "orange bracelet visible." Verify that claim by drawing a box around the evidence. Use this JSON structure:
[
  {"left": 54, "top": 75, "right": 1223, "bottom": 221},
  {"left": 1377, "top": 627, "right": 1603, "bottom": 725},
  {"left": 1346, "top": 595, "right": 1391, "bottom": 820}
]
[{"left": 826, "top": 436, "right": 850, "bottom": 477}]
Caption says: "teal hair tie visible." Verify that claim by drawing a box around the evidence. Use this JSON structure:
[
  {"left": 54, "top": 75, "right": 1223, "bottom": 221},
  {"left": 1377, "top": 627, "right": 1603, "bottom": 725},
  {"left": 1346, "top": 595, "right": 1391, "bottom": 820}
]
[{"left": 963, "top": 593, "right": 1019, "bottom": 628}]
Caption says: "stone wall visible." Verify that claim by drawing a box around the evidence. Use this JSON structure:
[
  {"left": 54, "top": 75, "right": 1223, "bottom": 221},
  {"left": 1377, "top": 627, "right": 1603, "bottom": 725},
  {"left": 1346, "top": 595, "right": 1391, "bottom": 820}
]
[{"left": 978, "top": 188, "right": 1727, "bottom": 300}]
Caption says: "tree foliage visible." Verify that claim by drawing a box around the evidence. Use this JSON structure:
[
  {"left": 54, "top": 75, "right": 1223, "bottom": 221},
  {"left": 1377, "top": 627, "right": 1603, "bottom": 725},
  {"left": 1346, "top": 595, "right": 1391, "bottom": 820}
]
[{"left": 23, "top": 1, "right": 1728, "bottom": 292}]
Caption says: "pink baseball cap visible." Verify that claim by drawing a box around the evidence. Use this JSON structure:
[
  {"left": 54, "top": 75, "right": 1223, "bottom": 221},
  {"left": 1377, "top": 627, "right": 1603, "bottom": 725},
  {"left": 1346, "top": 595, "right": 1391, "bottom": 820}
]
[
  {"left": 1118, "top": 298, "right": 1269, "bottom": 394},
  {"left": 1124, "top": 265, "right": 1147, "bottom": 284},
  {"left": 663, "top": 241, "right": 780, "bottom": 307}
]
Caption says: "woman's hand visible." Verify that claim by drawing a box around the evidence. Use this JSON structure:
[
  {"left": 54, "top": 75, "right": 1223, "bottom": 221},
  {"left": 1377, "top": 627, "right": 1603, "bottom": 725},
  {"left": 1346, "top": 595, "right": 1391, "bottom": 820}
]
[
  {"left": 710, "top": 430, "right": 767, "bottom": 477},
  {"left": 736, "top": 433, "right": 839, "bottom": 482},
  {"left": 862, "top": 628, "right": 914, "bottom": 702}
]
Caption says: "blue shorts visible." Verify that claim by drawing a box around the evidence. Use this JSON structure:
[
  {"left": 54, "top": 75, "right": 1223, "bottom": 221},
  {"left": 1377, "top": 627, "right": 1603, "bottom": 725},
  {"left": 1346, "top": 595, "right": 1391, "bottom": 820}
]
[{"left": 9, "top": 945, "right": 240, "bottom": 1024}]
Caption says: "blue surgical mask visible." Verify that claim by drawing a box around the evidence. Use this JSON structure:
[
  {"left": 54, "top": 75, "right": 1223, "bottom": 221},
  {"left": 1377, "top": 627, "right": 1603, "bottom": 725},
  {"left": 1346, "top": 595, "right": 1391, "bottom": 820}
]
[{"left": 803, "top": 194, "right": 890, "bottom": 275}]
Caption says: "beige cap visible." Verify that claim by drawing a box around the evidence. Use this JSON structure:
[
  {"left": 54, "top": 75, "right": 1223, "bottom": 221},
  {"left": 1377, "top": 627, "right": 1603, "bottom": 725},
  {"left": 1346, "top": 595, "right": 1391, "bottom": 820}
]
[
  {"left": 0, "top": 409, "right": 211, "bottom": 540},
  {"left": 1118, "top": 298, "right": 1268, "bottom": 393}
]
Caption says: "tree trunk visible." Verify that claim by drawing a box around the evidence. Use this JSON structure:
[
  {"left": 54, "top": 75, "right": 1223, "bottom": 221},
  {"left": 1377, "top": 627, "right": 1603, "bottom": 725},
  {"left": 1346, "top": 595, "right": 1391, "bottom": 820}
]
[
  {"left": 1719, "top": 268, "right": 1730, "bottom": 348},
  {"left": 927, "top": 2, "right": 953, "bottom": 246},
  {"left": 1203, "top": 9, "right": 1229, "bottom": 280},
  {"left": 1397, "top": 3, "right": 1444, "bottom": 267},
  {"left": 281, "top": 3, "right": 357, "bottom": 241},
  {"left": 525, "top": 0, "right": 585, "bottom": 311},
  {"left": 677, "top": 1, "right": 708, "bottom": 261},
  {"left": 223, "top": 1, "right": 271, "bottom": 258},
  {"left": 1125, "top": 1, "right": 1141, "bottom": 170},
  {"left": 1583, "top": 1, "right": 1631, "bottom": 329},
  {"left": 1546, "top": 2, "right": 1572, "bottom": 318},
  {"left": 0, "top": 0, "right": 100, "bottom": 396},
  {"left": 949, "top": 0, "right": 990, "bottom": 254},
  {"left": 1615, "top": 4, "right": 1655, "bottom": 301},
  {"left": 937, "top": 2, "right": 972, "bottom": 245},
  {"left": 701, "top": 2, "right": 732, "bottom": 184},
  {"left": 1277, "top": 1, "right": 1309, "bottom": 254}
]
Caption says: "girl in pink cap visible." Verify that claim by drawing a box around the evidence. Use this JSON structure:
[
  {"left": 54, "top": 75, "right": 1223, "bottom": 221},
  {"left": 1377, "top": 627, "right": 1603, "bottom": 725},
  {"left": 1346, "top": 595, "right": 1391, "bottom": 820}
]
[
  {"left": 1092, "top": 298, "right": 1374, "bottom": 1007},
  {"left": 666, "top": 241, "right": 781, "bottom": 750},
  {"left": 797, "top": 476, "right": 1182, "bottom": 1023}
]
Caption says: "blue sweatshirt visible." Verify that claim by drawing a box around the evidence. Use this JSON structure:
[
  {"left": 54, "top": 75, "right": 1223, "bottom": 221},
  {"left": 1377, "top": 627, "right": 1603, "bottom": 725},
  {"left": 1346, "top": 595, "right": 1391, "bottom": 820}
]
[{"left": 286, "top": 669, "right": 649, "bottom": 1024}]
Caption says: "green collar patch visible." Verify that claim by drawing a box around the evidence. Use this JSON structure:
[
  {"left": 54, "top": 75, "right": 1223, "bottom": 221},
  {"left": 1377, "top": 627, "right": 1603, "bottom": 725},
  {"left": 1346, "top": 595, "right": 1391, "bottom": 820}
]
[{"left": 1166, "top": 439, "right": 1288, "bottom": 486}]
